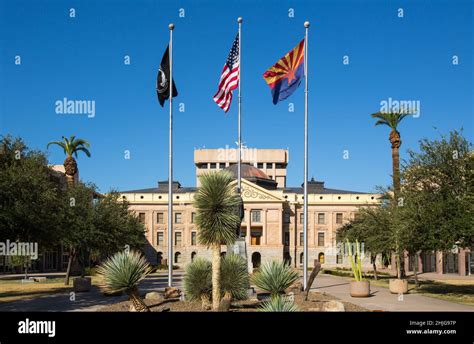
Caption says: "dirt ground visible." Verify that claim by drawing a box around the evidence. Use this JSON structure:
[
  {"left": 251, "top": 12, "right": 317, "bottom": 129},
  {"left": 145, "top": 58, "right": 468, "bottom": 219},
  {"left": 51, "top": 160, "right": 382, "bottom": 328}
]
[{"left": 100, "top": 290, "right": 368, "bottom": 312}]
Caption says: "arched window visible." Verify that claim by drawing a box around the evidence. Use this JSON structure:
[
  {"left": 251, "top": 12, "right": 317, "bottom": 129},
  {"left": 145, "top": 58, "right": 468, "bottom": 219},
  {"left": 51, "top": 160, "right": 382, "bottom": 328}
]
[
  {"left": 299, "top": 252, "right": 304, "bottom": 266},
  {"left": 318, "top": 252, "right": 325, "bottom": 264},
  {"left": 157, "top": 252, "right": 163, "bottom": 265},
  {"left": 251, "top": 252, "right": 261, "bottom": 269},
  {"left": 220, "top": 252, "right": 226, "bottom": 258},
  {"left": 191, "top": 252, "right": 197, "bottom": 262},
  {"left": 174, "top": 252, "right": 181, "bottom": 264}
]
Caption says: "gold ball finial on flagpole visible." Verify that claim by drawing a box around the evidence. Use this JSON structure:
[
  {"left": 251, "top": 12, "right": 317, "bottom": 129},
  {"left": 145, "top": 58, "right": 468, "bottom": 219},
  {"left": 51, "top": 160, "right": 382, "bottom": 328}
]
[
  {"left": 237, "top": 17, "right": 243, "bottom": 23},
  {"left": 304, "top": 21, "right": 310, "bottom": 28},
  {"left": 169, "top": 23, "right": 175, "bottom": 30}
]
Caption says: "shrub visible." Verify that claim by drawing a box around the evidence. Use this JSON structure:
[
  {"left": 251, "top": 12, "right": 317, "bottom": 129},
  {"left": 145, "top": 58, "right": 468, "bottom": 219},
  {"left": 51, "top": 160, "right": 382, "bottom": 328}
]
[
  {"left": 96, "top": 250, "right": 152, "bottom": 312},
  {"left": 251, "top": 260, "right": 299, "bottom": 297},
  {"left": 220, "top": 254, "right": 249, "bottom": 301},
  {"left": 183, "top": 258, "right": 212, "bottom": 305},
  {"left": 259, "top": 295, "right": 298, "bottom": 312}
]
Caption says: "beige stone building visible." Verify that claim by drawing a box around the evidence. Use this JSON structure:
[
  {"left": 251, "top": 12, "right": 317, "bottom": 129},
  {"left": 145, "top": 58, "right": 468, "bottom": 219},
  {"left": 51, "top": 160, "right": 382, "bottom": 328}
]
[{"left": 120, "top": 148, "right": 381, "bottom": 270}]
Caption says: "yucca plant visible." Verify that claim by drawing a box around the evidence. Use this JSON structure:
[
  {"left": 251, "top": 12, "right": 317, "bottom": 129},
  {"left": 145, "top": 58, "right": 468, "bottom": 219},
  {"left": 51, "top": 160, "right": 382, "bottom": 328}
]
[
  {"left": 259, "top": 295, "right": 298, "bottom": 312},
  {"left": 96, "top": 250, "right": 152, "bottom": 312},
  {"left": 183, "top": 257, "right": 212, "bottom": 308},
  {"left": 251, "top": 260, "right": 299, "bottom": 298},
  {"left": 346, "top": 239, "right": 364, "bottom": 281},
  {"left": 220, "top": 254, "right": 249, "bottom": 301},
  {"left": 193, "top": 171, "right": 242, "bottom": 311}
]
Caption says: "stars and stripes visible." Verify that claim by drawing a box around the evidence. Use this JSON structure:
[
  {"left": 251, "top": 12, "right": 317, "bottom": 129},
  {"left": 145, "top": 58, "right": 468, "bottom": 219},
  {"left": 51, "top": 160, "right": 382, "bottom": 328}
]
[{"left": 213, "top": 34, "right": 240, "bottom": 112}]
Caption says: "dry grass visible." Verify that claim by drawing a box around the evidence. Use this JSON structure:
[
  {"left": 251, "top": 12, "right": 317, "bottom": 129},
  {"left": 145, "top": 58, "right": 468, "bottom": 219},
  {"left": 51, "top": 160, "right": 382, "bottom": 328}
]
[{"left": 0, "top": 276, "right": 104, "bottom": 303}]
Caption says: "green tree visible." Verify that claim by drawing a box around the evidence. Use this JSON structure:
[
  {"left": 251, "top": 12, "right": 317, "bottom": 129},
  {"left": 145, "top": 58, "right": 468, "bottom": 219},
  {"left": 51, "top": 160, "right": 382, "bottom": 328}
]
[
  {"left": 47, "top": 135, "right": 91, "bottom": 187},
  {"left": 193, "top": 171, "right": 242, "bottom": 311}
]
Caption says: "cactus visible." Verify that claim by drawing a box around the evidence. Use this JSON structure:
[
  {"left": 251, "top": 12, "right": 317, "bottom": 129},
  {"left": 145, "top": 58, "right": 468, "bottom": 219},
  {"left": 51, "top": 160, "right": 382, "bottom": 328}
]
[{"left": 346, "top": 239, "right": 364, "bottom": 281}]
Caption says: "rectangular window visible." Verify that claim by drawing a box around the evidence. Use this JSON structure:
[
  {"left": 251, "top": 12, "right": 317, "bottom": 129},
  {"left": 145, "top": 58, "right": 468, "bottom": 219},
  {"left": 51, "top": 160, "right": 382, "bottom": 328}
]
[
  {"left": 219, "top": 163, "right": 225, "bottom": 169},
  {"left": 175, "top": 212, "right": 182, "bottom": 224},
  {"left": 257, "top": 163, "right": 264, "bottom": 169},
  {"left": 138, "top": 212, "right": 145, "bottom": 224},
  {"left": 175, "top": 232, "right": 182, "bottom": 246},
  {"left": 283, "top": 212, "right": 290, "bottom": 223},
  {"left": 157, "top": 212, "right": 164, "bottom": 224},
  {"left": 337, "top": 254, "right": 343, "bottom": 264},
  {"left": 157, "top": 232, "right": 164, "bottom": 246},
  {"left": 318, "top": 213, "right": 325, "bottom": 225},
  {"left": 266, "top": 163, "right": 274, "bottom": 169},
  {"left": 210, "top": 163, "right": 216, "bottom": 169},
  {"left": 299, "top": 213, "right": 305, "bottom": 224},
  {"left": 191, "top": 212, "right": 196, "bottom": 223},
  {"left": 318, "top": 233, "right": 325, "bottom": 247},
  {"left": 191, "top": 232, "right": 197, "bottom": 246},
  {"left": 251, "top": 210, "right": 261, "bottom": 223},
  {"left": 336, "top": 213, "right": 343, "bottom": 224},
  {"left": 275, "top": 163, "right": 286, "bottom": 169},
  {"left": 251, "top": 230, "right": 262, "bottom": 245},
  {"left": 299, "top": 232, "right": 304, "bottom": 246},
  {"left": 284, "top": 232, "right": 290, "bottom": 246},
  {"left": 197, "top": 163, "right": 207, "bottom": 169}
]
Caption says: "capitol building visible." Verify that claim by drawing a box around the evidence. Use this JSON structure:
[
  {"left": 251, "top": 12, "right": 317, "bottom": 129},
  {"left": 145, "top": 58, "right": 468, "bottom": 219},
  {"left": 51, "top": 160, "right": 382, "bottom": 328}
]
[{"left": 120, "top": 148, "right": 381, "bottom": 269}]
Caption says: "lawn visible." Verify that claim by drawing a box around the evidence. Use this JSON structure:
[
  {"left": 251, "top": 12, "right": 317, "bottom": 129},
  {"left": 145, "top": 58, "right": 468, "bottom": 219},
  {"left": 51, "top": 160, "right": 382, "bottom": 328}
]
[
  {"left": 0, "top": 276, "right": 104, "bottom": 303},
  {"left": 322, "top": 269, "right": 474, "bottom": 306}
]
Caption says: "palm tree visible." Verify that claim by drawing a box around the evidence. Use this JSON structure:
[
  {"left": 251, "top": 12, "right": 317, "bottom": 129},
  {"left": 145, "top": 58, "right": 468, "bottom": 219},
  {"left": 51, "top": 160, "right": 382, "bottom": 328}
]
[
  {"left": 371, "top": 111, "right": 410, "bottom": 278},
  {"left": 193, "top": 171, "right": 242, "bottom": 311},
  {"left": 47, "top": 136, "right": 91, "bottom": 187},
  {"left": 96, "top": 250, "right": 152, "bottom": 312},
  {"left": 371, "top": 112, "right": 410, "bottom": 199}
]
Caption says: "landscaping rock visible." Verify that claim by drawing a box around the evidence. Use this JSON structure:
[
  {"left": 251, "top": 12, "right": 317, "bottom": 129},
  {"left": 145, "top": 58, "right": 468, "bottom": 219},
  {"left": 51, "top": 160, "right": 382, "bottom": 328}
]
[
  {"left": 322, "top": 300, "right": 345, "bottom": 312},
  {"left": 73, "top": 277, "right": 92, "bottom": 292},
  {"left": 145, "top": 291, "right": 165, "bottom": 301},
  {"left": 164, "top": 287, "right": 181, "bottom": 299}
]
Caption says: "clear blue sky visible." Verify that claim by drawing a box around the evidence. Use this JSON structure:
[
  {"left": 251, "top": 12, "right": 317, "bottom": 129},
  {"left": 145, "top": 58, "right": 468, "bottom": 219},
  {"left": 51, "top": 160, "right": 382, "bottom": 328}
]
[{"left": 1, "top": 0, "right": 472, "bottom": 193}]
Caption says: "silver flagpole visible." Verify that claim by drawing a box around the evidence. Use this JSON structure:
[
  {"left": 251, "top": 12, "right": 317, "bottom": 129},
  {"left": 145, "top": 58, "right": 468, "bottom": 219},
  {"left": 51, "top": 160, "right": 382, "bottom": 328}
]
[
  {"left": 303, "top": 21, "right": 310, "bottom": 290},
  {"left": 168, "top": 23, "right": 175, "bottom": 287},
  {"left": 237, "top": 17, "right": 242, "bottom": 193}
]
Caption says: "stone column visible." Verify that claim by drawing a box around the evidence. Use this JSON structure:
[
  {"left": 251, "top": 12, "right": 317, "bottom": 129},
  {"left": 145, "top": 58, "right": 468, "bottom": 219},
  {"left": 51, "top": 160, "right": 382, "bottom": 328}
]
[{"left": 263, "top": 209, "right": 267, "bottom": 245}]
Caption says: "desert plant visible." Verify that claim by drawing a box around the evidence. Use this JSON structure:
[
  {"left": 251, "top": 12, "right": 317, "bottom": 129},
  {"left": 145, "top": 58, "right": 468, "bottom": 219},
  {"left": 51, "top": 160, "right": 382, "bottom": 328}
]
[
  {"left": 183, "top": 258, "right": 212, "bottom": 308},
  {"left": 220, "top": 254, "right": 249, "bottom": 301},
  {"left": 346, "top": 239, "right": 364, "bottom": 281},
  {"left": 259, "top": 295, "right": 298, "bottom": 312},
  {"left": 193, "top": 171, "right": 242, "bottom": 310},
  {"left": 251, "top": 260, "right": 299, "bottom": 298},
  {"left": 96, "top": 250, "right": 152, "bottom": 312}
]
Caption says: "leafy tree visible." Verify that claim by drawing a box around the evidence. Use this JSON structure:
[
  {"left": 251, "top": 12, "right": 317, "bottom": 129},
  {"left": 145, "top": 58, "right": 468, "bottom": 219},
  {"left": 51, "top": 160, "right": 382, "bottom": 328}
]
[{"left": 193, "top": 171, "right": 242, "bottom": 311}]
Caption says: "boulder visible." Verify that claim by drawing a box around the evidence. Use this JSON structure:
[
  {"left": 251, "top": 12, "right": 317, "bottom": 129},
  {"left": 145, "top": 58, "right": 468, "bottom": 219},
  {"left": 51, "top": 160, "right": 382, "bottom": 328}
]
[
  {"left": 73, "top": 277, "right": 91, "bottom": 292},
  {"left": 145, "top": 291, "right": 165, "bottom": 301},
  {"left": 322, "top": 300, "right": 345, "bottom": 312},
  {"left": 164, "top": 287, "right": 181, "bottom": 299}
]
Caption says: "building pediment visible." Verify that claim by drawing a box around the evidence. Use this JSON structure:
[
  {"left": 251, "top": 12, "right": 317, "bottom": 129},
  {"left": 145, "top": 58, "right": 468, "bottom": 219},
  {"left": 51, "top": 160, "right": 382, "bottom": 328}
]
[{"left": 233, "top": 179, "right": 283, "bottom": 202}]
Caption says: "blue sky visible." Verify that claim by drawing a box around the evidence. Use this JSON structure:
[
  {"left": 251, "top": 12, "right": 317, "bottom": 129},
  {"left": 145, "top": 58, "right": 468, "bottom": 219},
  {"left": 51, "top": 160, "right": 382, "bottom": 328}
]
[{"left": 0, "top": 0, "right": 472, "bottom": 193}]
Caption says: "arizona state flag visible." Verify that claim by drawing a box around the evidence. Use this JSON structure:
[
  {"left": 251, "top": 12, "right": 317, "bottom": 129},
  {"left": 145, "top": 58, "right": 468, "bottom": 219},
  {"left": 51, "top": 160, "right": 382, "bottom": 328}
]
[
  {"left": 263, "top": 39, "right": 305, "bottom": 104},
  {"left": 156, "top": 45, "right": 178, "bottom": 107}
]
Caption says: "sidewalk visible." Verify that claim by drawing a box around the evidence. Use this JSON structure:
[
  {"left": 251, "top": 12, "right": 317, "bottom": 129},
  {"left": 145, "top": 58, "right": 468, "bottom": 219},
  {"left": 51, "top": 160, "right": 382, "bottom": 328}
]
[{"left": 311, "top": 274, "right": 474, "bottom": 312}]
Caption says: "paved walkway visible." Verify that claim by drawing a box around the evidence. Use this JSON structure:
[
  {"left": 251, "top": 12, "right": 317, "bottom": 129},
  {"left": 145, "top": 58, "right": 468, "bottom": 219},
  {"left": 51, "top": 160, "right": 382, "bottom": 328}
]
[
  {"left": 0, "top": 272, "right": 184, "bottom": 312},
  {"left": 311, "top": 274, "right": 474, "bottom": 312}
]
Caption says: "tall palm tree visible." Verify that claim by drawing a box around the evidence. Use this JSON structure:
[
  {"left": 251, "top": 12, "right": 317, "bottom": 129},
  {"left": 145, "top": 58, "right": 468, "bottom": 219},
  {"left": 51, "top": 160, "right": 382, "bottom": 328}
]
[
  {"left": 371, "top": 112, "right": 410, "bottom": 199},
  {"left": 193, "top": 171, "right": 242, "bottom": 311},
  {"left": 47, "top": 136, "right": 91, "bottom": 187},
  {"left": 371, "top": 111, "right": 410, "bottom": 278}
]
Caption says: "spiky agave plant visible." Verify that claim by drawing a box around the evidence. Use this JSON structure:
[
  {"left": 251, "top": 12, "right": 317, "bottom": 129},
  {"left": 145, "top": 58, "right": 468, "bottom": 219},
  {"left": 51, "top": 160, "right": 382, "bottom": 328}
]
[
  {"left": 259, "top": 295, "right": 298, "bottom": 312},
  {"left": 183, "top": 258, "right": 212, "bottom": 308},
  {"left": 251, "top": 260, "right": 299, "bottom": 298},
  {"left": 220, "top": 254, "right": 249, "bottom": 301},
  {"left": 96, "top": 250, "right": 152, "bottom": 312}
]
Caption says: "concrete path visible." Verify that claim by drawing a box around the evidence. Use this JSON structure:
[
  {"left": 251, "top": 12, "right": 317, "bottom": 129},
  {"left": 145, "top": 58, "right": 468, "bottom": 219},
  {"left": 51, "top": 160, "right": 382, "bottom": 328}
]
[
  {"left": 311, "top": 274, "right": 474, "bottom": 312},
  {"left": 0, "top": 272, "right": 184, "bottom": 312}
]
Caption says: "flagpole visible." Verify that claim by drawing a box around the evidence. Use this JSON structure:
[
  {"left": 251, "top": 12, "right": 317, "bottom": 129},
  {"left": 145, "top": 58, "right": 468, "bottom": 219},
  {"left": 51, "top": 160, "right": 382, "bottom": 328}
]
[
  {"left": 168, "top": 23, "right": 174, "bottom": 287},
  {"left": 237, "top": 17, "right": 242, "bottom": 193},
  {"left": 303, "top": 21, "right": 310, "bottom": 291}
]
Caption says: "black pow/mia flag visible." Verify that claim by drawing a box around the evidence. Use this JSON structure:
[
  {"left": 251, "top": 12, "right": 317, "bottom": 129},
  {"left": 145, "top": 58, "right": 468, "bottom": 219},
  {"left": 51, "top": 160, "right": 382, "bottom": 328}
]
[{"left": 156, "top": 45, "right": 178, "bottom": 107}]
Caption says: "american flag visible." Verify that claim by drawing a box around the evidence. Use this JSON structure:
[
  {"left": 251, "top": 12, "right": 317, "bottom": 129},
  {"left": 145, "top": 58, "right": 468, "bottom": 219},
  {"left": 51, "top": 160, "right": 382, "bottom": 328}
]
[{"left": 213, "top": 34, "right": 239, "bottom": 112}]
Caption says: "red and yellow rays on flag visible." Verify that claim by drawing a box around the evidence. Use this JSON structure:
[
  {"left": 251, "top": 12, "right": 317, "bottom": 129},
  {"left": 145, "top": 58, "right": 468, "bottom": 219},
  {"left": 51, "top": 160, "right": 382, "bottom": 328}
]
[{"left": 263, "top": 39, "right": 305, "bottom": 104}]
